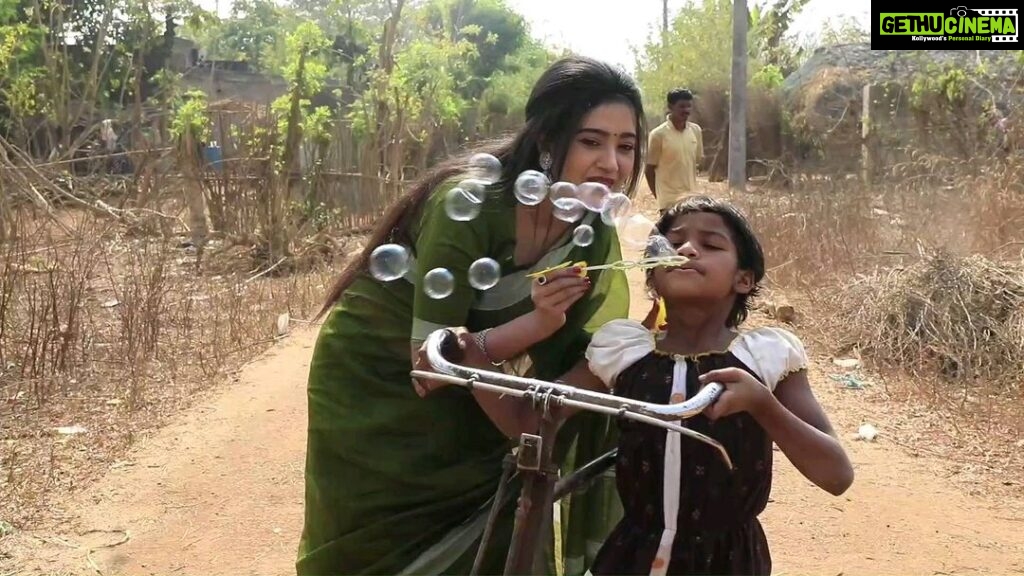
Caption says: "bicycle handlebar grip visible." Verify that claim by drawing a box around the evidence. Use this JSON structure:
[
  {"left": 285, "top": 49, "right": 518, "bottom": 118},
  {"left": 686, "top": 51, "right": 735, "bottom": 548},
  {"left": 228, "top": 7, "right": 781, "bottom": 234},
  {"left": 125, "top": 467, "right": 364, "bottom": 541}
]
[{"left": 439, "top": 329, "right": 466, "bottom": 364}]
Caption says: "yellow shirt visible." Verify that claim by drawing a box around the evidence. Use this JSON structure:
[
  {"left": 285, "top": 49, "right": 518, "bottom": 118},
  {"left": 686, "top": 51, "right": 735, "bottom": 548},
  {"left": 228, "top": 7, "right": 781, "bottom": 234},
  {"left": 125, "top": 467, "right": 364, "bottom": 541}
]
[{"left": 647, "top": 118, "right": 703, "bottom": 211}]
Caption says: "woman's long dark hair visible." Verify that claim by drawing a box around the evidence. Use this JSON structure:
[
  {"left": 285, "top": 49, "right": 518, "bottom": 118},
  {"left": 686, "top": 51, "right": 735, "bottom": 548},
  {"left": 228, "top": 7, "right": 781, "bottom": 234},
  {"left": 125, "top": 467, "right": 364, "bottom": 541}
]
[{"left": 315, "top": 56, "right": 647, "bottom": 320}]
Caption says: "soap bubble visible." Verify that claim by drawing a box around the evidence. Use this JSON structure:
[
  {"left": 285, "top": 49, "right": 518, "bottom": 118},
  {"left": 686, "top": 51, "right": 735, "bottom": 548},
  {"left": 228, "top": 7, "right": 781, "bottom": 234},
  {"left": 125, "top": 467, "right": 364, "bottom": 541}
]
[
  {"left": 572, "top": 225, "right": 595, "bottom": 247},
  {"left": 549, "top": 181, "right": 578, "bottom": 204},
  {"left": 548, "top": 181, "right": 585, "bottom": 222},
  {"left": 458, "top": 178, "right": 489, "bottom": 201},
  {"left": 514, "top": 170, "right": 549, "bottom": 206},
  {"left": 600, "top": 193, "right": 632, "bottom": 227},
  {"left": 445, "top": 186, "right": 482, "bottom": 221},
  {"left": 369, "top": 244, "right": 410, "bottom": 282},
  {"left": 620, "top": 214, "right": 657, "bottom": 251},
  {"left": 468, "top": 258, "right": 502, "bottom": 290},
  {"left": 645, "top": 234, "right": 677, "bottom": 258},
  {"left": 468, "top": 153, "right": 502, "bottom": 184},
  {"left": 424, "top": 268, "right": 455, "bottom": 299},
  {"left": 553, "top": 198, "right": 587, "bottom": 223},
  {"left": 577, "top": 182, "right": 612, "bottom": 212}
]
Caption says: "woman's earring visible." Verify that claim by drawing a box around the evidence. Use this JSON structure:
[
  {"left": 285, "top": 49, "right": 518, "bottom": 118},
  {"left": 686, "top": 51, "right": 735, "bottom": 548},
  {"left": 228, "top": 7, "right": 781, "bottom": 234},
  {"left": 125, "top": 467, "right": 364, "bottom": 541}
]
[{"left": 539, "top": 151, "right": 552, "bottom": 179}]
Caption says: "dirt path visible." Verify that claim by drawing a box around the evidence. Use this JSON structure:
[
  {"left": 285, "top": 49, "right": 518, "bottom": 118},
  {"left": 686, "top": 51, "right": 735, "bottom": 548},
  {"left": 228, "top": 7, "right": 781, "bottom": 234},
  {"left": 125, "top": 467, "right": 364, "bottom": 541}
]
[
  {"left": 8, "top": 331, "right": 315, "bottom": 576},
  {"left": 8, "top": 226, "right": 1024, "bottom": 575}
]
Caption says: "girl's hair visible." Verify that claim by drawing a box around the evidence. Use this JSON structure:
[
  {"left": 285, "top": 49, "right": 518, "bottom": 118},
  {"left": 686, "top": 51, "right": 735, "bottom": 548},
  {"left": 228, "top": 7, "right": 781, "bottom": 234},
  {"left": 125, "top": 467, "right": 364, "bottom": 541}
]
[
  {"left": 646, "top": 195, "right": 765, "bottom": 328},
  {"left": 315, "top": 55, "right": 647, "bottom": 320}
]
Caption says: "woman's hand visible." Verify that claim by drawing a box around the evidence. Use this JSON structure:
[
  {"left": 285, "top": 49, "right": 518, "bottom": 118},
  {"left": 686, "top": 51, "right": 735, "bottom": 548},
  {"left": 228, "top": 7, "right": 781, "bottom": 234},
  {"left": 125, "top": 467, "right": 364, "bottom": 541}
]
[
  {"left": 411, "top": 327, "right": 487, "bottom": 397},
  {"left": 531, "top": 267, "right": 591, "bottom": 331},
  {"left": 698, "top": 367, "right": 773, "bottom": 420}
]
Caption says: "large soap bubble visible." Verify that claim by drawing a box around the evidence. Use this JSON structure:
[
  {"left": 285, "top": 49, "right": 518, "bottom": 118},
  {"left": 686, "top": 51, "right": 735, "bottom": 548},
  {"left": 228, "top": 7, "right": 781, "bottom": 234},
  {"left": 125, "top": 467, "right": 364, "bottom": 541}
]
[
  {"left": 572, "top": 225, "right": 595, "bottom": 247},
  {"left": 577, "top": 182, "right": 611, "bottom": 212},
  {"left": 445, "top": 186, "right": 483, "bottom": 221},
  {"left": 553, "top": 198, "right": 587, "bottom": 223},
  {"left": 468, "top": 153, "right": 502, "bottom": 184},
  {"left": 619, "top": 214, "right": 657, "bottom": 251},
  {"left": 424, "top": 268, "right": 455, "bottom": 299},
  {"left": 600, "top": 193, "right": 632, "bottom": 227},
  {"left": 646, "top": 234, "right": 677, "bottom": 258},
  {"left": 514, "top": 170, "right": 549, "bottom": 206},
  {"left": 369, "top": 244, "right": 410, "bottom": 281},
  {"left": 468, "top": 258, "right": 502, "bottom": 290}
]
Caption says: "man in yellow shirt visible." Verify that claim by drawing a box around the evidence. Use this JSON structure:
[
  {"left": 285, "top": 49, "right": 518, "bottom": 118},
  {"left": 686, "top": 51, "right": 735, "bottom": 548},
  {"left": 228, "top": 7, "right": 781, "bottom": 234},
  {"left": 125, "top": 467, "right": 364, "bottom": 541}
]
[{"left": 645, "top": 88, "right": 704, "bottom": 213}]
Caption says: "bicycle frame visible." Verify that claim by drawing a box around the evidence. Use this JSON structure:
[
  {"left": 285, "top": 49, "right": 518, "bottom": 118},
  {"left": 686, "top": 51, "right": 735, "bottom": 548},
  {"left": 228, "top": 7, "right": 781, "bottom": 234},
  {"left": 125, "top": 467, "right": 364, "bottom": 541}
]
[{"left": 410, "top": 328, "right": 732, "bottom": 576}]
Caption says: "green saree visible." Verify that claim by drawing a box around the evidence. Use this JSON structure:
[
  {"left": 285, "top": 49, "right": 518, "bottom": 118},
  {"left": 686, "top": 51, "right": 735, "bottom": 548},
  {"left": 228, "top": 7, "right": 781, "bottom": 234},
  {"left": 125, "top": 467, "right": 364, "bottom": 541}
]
[{"left": 297, "top": 179, "right": 629, "bottom": 575}]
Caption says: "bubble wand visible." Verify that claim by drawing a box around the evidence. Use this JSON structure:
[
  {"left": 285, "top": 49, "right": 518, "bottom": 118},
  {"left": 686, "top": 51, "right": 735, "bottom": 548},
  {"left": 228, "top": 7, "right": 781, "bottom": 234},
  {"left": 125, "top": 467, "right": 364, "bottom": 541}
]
[{"left": 526, "top": 254, "right": 689, "bottom": 279}]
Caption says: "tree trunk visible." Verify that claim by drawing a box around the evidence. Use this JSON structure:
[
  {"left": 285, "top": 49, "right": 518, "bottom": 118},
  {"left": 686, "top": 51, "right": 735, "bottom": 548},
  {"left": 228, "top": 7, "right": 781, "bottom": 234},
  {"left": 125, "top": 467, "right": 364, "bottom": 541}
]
[{"left": 180, "top": 132, "right": 210, "bottom": 267}]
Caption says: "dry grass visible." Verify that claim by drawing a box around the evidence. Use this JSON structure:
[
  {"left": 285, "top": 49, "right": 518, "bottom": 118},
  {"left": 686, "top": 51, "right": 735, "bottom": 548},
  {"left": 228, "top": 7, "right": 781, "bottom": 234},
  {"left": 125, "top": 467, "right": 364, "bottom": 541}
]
[
  {"left": 0, "top": 204, "right": 352, "bottom": 530},
  {"left": 0, "top": 113, "right": 379, "bottom": 543},
  {"left": 829, "top": 250, "right": 1024, "bottom": 389}
]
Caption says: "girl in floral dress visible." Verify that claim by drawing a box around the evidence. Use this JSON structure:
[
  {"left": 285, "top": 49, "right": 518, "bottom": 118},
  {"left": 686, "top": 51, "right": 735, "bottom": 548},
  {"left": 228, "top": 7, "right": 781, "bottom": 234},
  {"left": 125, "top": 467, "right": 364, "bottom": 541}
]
[{"left": 585, "top": 196, "right": 855, "bottom": 575}]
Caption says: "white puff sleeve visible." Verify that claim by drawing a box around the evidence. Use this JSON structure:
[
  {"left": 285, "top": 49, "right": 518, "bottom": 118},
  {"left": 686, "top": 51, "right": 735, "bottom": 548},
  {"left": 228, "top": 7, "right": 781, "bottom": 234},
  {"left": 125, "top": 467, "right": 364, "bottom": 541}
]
[
  {"left": 730, "top": 327, "right": 808, "bottom": 391},
  {"left": 585, "top": 319, "right": 656, "bottom": 391}
]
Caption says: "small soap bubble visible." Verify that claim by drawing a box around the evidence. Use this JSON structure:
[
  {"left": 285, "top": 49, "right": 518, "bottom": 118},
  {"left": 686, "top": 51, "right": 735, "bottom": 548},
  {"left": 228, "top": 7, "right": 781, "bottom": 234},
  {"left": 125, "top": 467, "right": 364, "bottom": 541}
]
[
  {"left": 572, "top": 224, "right": 595, "bottom": 247},
  {"left": 553, "top": 198, "right": 587, "bottom": 223},
  {"left": 445, "top": 186, "right": 482, "bottom": 221},
  {"left": 620, "top": 214, "right": 657, "bottom": 251},
  {"left": 646, "top": 235, "right": 677, "bottom": 258},
  {"left": 368, "top": 244, "right": 410, "bottom": 282},
  {"left": 424, "top": 268, "right": 455, "bottom": 299},
  {"left": 468, "top": 258, "right": 502, "bottom": 290},
  {"left": 600, "top": 193, "right": 632, "bottom": 227},
  {"left": 514, "top": 170, "right": 549, "bottom": 206},
  {"left": 469, "top": 153, "right": 502, "bottom": 184},
  {"left": 577, "top": 182, "right": 612, "bottom": 212}
]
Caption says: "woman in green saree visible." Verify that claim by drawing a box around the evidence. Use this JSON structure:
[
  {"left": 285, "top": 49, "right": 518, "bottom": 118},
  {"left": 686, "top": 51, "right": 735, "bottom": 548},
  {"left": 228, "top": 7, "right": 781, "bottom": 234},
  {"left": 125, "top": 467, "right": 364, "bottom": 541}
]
[{"left": 297, "top": 56, "right": 647, "bottom": 576}]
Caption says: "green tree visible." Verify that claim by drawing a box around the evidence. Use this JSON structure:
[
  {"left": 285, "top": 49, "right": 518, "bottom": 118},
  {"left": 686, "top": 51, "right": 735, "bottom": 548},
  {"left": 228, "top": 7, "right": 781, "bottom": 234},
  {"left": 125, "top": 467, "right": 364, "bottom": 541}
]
[
  {"left": 199, "top": 0, "right": 289, "bottom": 70},
  {"left": 421, "top": 0, "right": 527, "bottom": 98},
  {"left": 749, "top": 0, "right": 811, "bottom": 75},
  {"left": 633, "top": 0, "right": 734, "bottom": 114},
  {"left": 477, "top": 38, "right": 560, "bottom": 133},
  {"left": 0, "top": 0, "right": 48, "bottom": 139},
  {"left": 634, "top": 0, "right": 812, "bottom": 113}
]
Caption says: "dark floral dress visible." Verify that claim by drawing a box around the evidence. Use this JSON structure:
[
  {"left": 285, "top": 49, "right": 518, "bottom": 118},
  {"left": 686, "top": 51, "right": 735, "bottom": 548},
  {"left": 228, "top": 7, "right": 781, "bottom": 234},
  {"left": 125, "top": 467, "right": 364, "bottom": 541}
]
[{"left": 584, "top": 320, "right": 807, "bottom": 576}]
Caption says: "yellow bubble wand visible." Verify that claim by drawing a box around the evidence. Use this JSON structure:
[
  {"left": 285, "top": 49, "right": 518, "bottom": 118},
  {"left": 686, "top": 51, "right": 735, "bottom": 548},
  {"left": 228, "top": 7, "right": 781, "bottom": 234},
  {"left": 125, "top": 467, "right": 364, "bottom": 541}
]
[{"left": 525, "top": 255, "right": 689, "bottom": 279}]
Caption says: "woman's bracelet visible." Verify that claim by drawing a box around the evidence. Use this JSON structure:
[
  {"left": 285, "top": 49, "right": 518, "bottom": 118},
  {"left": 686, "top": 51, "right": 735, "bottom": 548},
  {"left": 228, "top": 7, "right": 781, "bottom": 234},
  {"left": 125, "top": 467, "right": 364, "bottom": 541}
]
[{"left": 473, "top": 328, "right": 505, "bottom": 367}]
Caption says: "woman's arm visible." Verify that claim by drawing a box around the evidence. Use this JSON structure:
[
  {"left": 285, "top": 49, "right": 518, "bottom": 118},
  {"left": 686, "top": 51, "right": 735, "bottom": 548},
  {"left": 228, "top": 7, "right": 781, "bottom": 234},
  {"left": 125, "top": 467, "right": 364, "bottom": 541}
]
[
  {"left": 411, "top": 267, "right": 592, "bottom": 437},
  {"left": 467, "top": 354, "right": 607, "bottom": 438},
  {"left": 413, "top": 336, "right": 605, "bottom": 438}
]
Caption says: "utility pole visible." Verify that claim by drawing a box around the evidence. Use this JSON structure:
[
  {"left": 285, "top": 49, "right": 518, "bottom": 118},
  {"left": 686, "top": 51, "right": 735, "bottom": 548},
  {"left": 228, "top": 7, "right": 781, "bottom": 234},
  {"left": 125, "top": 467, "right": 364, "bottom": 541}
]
[
  {"left": 728, "top": 0, "right": 747, "bottom": 191},
  {"left": 662, "top": 0, "right": 669, "bottom": 42}
]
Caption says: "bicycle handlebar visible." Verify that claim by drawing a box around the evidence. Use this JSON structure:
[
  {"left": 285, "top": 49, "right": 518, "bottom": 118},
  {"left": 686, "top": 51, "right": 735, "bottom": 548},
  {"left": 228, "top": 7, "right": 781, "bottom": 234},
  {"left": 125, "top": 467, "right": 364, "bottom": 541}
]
[{"left": 410, "top": 329, "right": 733, "bottom": 470}]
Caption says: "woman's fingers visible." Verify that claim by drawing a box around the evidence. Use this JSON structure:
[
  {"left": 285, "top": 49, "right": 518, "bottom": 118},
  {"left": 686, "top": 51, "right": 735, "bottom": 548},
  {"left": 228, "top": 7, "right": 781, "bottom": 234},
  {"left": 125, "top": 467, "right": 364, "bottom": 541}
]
[
  {"left": 535, "top": 274, "right": 590, "bottom": 298},
  {"left": 545, "top": 285, "right": 590, "bottom": 312},
  {"left": 535, "top": 275, "right": 587, "bottom": 295},
  {"left": 536, "top": 277, "right": 590, "bottom": 311}
]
